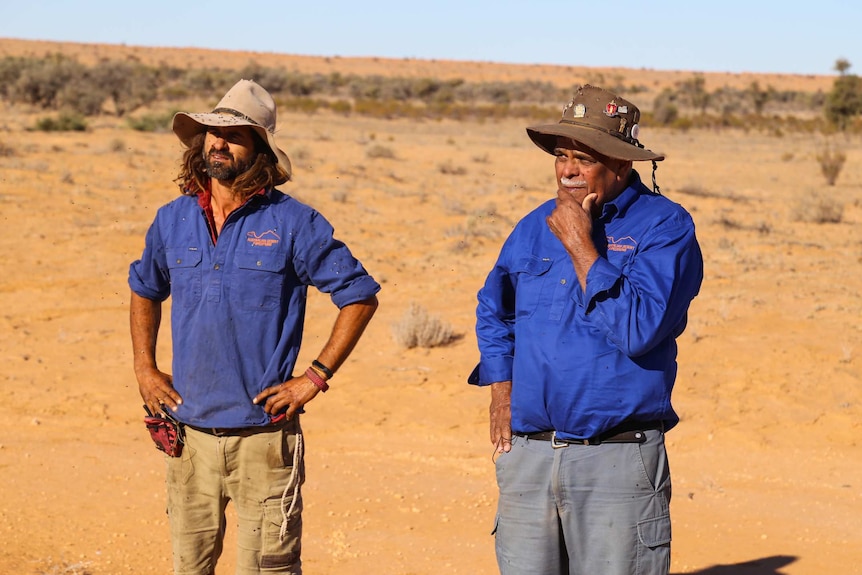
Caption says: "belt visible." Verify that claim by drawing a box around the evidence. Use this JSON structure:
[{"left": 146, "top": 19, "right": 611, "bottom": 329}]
[
  {"left": 187, "top": 417, "right": 296, "bottom": 437},
  {"left": 519, "top": 420, "right": 664, "bottom": 447}
]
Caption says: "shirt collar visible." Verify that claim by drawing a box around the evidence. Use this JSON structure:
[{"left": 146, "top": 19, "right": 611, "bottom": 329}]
[
  {"left": 599, "top": 170, "right": 643, "bottom": 222},
  {"left": 196, "top": 185, "right": 268, "bottom": 211}
]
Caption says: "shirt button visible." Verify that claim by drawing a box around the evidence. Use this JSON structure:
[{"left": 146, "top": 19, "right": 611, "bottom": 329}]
[
  {"left": 256, "top": 261, "right": 262, "bottom": 267},
  {"left": 214, "top": 264, "right": 220, "bottom": 270},
  {"left": 176, "top": 259, "right": 182, "bottom": 264},
  {"left": 560, "top": 279, "right": 567, "bottom": 285}
]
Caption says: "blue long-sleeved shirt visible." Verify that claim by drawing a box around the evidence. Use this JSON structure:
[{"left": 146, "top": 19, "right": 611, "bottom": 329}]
[
  {"left": 472, "top": 172, "right": 703, "bottom": 439},
  {"left": 129, "top": 189, "right": 380, "bottom": 428}
]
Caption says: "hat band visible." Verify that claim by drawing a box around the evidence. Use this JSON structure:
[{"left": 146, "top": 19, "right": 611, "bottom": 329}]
[
  {"left": 211, "top": 107, "right": 266, "bottom": 130},
  {"left": 559, "top": 118, "right": 644, "bottom": 149}
]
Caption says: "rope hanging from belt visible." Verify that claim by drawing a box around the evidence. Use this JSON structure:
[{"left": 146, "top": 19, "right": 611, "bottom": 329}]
[{"left": 279, "top": 431, "right": 304, "bottom": 541}]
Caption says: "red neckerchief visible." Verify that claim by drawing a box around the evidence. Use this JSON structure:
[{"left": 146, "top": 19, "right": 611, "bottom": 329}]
[{"left": 196, "top": 185, "right": 266, "bottom": 244}]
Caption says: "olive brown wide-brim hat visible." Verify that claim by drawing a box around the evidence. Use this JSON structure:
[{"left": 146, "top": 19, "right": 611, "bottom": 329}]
[
  {"left": 172, "top": 79, "right": 292, "bottom": 177},
  {"left": 527, "top": 84, "right": 664, "bottom": 162}
]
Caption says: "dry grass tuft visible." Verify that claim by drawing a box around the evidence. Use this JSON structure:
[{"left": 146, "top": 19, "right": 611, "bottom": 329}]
[
  {"left": 816, "top": 145, "right": 846, "bottom": 186},
  {"left": 392, "top": 302, "right": 459, "bottom": 349},
  {"left": 792, "top": 194, "right": 844, "bottom": 224},
  {"left": 366, "top": 144, "right": 397, "bottom": 160}
]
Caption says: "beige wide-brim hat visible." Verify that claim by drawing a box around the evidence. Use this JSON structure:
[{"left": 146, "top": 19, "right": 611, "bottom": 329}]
[
  {"left": 527, "top": 84, "right": 664, "bottom": 162},
  {"left": 172, "top": 79, "right": 292, "bottom": 177}
]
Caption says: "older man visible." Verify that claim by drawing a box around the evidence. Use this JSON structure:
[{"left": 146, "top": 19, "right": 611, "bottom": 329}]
[
  {"left": 471, "top": 85, "right": 703, "bottom": 575},
  {"left": 130, "top": 79, "right": 379, "bottom": 574}
]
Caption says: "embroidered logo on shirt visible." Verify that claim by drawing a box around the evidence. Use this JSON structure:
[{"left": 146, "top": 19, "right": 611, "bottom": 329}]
[
  {"left": 246, "top": 230, "right": 281, "bottom": 247},
  {"left": 607, "top": 235, "right": 637, "bottom": 252}
]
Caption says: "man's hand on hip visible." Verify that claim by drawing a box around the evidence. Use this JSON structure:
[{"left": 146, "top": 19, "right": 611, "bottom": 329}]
[{"left": 254, "top": 375, "right": 320, "bottom": 421}]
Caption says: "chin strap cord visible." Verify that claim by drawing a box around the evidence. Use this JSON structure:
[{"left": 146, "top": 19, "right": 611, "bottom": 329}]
[{"left": 651, "top": 160, "right": 662, "bottom": 195}]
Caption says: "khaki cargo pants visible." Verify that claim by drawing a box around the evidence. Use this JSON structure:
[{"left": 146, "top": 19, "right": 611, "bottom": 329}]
[{"left": 165, "top": 418, "right": 304, "bottom": 575}]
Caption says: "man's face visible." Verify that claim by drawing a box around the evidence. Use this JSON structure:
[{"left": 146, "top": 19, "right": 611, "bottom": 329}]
[
  {"left": 553, "top": 139, "right": 631, "bottom": 207},
  {"left": 203, "top": 126, "right": 258, "bottom": 181}
]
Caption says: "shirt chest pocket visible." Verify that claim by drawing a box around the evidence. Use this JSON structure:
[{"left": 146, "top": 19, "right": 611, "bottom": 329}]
[
  {"left": 166, "top": 247, "right": 203, "bottom": 308},
  {"left": 231, "top": 250, "right": 288, "bottom": 311},
  {"left": 514, "top": 255, "right": 577, "bottom": 322}
]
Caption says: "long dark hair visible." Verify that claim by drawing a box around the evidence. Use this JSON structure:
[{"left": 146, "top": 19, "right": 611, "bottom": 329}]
[{"left": 175, "top": 130, "right": 290, "bottom": 198}]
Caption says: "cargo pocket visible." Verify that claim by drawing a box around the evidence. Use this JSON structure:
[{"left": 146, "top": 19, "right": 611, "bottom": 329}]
[
  {"left": 638, "top": 514, "right": 671, "bottom": 547},
  {"left": 259, "top": 496, "right": 302, "bottom": 571},
  {"left": 637, "top": 514, "right": 671, "bottom": 574}
]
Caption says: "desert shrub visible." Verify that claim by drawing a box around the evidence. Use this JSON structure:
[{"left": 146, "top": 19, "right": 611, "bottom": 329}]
[
  {"left": 57, "top": 78, "right": 107, "bottom": 116},
  {"left": 825, "top": 73, "right": 862, "bottom": 130},
  {"left": 280, "top": 97, "right": 325, "bottom": 114},
  {"left": 331, "top": 190, "right": 348, "bottom": 203},
  {"left": 353, "top": 98, "right": 419, "bottom": 119},
  {"left": 34, "top": 113, "right": 87, "bottom": 132},
  {"left": 0, "top": 56, "right": 29, "bottom": 98},
  {"left": 92, "top": 61, "right": 160, "bottom": 116},
  {"left": 677, "top": 75, "right": 710, "bottom": 115},
  {"left": 816, "top": 145, "right": 846, "bottom": 186},
  {"left": 127, "top": 110, "right": 176, "bottom": 132},
  {"left": 392, "top": 302, "right": 458, "bottom": 349},
  {"left": 652, "top": 89, "right": 679, "bottom": 126},
  {"left": 670, "top": 116, "right": 694, "bottom": 131},
  {"left": 330, "top": 99, "right": 352, "bottom": 115},
  {"left": 792, "top": 194, "right": 843, "bottom": 223},
  {"left": 749, "top": 81, "right": 771, "bottom": 115},
  {"left": 365, "top": 144, "right": 396, "bottom": 159},
  {"left": 7, "top": 54, "right": 87, "bottom": 109},
  {"left": 438, "top": 161, "right": 467, "bottom": 175},
  {"left": 0, "top": 140, "right": 16, "bottom": 157},
  {"left": 182, "top": 69, "right": 234, "bottom": 95}
]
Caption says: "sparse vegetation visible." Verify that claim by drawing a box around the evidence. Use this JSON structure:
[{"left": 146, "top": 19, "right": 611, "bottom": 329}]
[
  {"left": 366, "top": 144, "right": 396, "bottom": 159},
  {"left": 392, "top": 302, "right": 459, "bottom": 349},
  {"left": 816, "top": 145, "right": 846, "bottom": 186},
  {"left": 792, "top": 194, "right": 844, "bottom": 224},
  {"left": 126, "top": 110, "right": 176, "bottom": 132},
  {"left": 438, "top": 160, "right": 467, "bottom": 175},
  {"left": 34, "top": 112, "right": 87, "bottom": 132},
  {"left": 0, "top": 53, "right": 850, "bottom": 133}
]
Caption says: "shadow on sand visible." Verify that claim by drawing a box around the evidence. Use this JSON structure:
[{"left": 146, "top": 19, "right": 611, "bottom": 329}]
[{"left": 673, "top": 555, "right": 797, "bottom": 575}]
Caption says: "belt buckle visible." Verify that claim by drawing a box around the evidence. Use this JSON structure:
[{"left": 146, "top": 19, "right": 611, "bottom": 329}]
[{"left": 551, "top": 431, "right": 569, "bottom": 449}]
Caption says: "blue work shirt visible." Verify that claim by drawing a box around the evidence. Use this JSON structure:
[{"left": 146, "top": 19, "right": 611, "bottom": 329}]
[
  {"left": 472, "top": 171, "right": 703, "bottom": 440},
  {"left": 129, "top": 188, "right": 380, "bottom": 428}
]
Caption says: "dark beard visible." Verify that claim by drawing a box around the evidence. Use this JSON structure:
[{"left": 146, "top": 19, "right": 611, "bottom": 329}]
[{"left": 204, "top": 152, "right": 252, "bottom": 181}]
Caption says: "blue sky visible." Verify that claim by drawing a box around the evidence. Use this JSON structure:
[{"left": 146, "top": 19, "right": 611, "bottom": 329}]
[{"left": 2, "top": 1, "right": 859, "bottom": 76}]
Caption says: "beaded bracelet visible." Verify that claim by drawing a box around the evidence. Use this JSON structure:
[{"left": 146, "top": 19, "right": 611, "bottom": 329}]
[
  {"left": 312, "top": 359, "right": 334, "bottom": 379},
  {"left": 305, "top": 366, "right": 329, "bottom": 393}
]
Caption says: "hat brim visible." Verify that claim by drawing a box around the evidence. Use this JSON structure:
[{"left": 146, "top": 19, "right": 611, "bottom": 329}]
[
  {"left": 172, "top": 112, "right": 292, "bottom": 177},
  {"left": 526, "top": 123, "right": 664, "bottom": 162}
]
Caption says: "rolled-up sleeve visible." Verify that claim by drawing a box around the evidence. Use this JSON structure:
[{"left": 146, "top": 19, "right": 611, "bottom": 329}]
[
  {"left": 128, "top": 217, "right": 171, "bottom": 302},
  {"left": 293, "top": 210, "right": 381, "bottom": 308}
]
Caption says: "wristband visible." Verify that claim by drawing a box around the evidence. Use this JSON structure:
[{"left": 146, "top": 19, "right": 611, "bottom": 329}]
[
  {"left": 312, "top": 359, "right": 334, "bottom": 379},
  {"left": 305, "top": 366, "right": 329, "bottom": 393}
]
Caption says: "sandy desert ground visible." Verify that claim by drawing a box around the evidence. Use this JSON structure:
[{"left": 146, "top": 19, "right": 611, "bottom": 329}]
[{"left": 0, "top": 40, "right": 860, "bottom": 575}]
